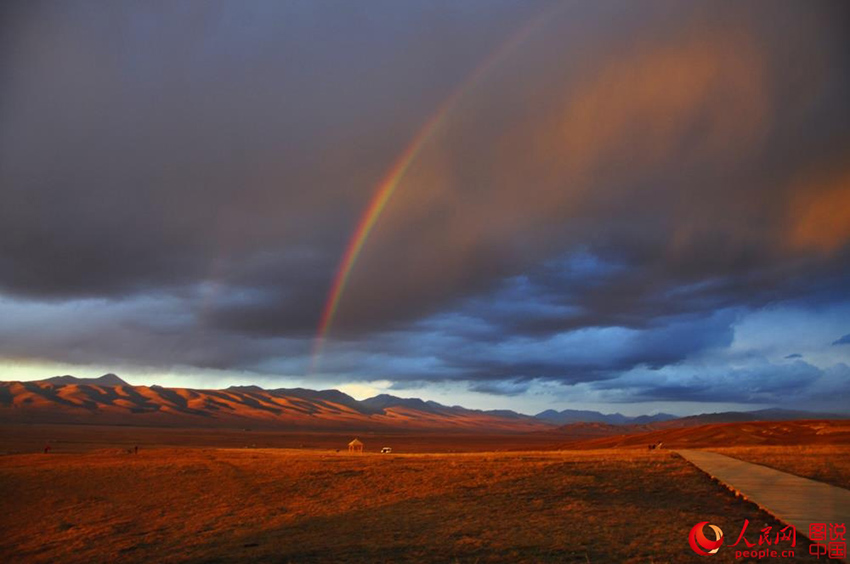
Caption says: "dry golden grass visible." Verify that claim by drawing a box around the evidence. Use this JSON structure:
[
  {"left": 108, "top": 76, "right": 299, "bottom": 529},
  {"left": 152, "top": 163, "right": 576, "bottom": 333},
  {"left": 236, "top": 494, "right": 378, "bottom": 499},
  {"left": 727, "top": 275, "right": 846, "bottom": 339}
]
[
  {"left": 0, "top": 447, "right": 833, "bottom": 563},
  {"left": 707, "top": 445, "right": 850, "bottom": 490}
]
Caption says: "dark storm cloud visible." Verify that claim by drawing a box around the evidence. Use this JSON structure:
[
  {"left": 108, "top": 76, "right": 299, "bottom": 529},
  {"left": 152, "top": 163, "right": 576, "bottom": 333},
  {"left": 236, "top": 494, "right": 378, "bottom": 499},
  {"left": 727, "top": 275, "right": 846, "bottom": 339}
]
[
  {"left": 0, "top": 0, "right": 545, "bottom": 303},
  {"left": 467, "top": 380, "right": 531, "bottom": 397},
  {"left": 834, "top": 335, "right": 850, "bottom": 346},
  {"left": 320, "top": 2, "right": 850, "bottom": 346},
  {"left": 1, "top": 0, "right": 850, "bottom": 404},
  {"left": 0, "top": 294, "right": 307, "bottom": 372},
  {"left": 431, "top": 308, "right": 737, "bottom": 384}
]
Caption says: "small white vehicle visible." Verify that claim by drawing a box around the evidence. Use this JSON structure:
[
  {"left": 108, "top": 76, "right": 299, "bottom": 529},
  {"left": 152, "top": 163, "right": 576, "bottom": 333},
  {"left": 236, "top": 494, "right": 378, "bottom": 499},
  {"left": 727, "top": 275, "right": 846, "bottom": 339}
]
[{"left": 380, "top": 447, "right": 392, "bottom": 454}]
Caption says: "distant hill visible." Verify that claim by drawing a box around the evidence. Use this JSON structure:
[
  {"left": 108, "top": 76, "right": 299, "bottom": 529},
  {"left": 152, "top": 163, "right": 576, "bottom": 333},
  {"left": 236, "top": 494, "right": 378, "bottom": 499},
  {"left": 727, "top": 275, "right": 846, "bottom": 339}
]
[
  {"left": 561, "top": 419, "right": 850, "bottom": 449},
  {"left": 535, "top": 408, "right": 677, "bottom": 426},
  {"left": 42, "top": 373, "right": 128, "bottom": 387},
  {"left": 544, "top": 408, "right": 850, "bottom": 444},
  {"left": 657, "top": 408, "right": 850, "bottom": 428},
  {"left": 540, "top": 407, "right": 847, "bottom": 432},
  {"left": 361, "top": 394, "right": 444, "bottom": 413},
  {"left": 0, "top": 376, "right": 549, "bottom": 432}
]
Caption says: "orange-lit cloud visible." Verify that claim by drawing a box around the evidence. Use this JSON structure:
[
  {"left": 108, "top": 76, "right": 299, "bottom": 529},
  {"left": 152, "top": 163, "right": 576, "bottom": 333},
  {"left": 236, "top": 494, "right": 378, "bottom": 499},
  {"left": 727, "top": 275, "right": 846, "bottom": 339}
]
[
  {"left": 561, "top": 33, "right": 768, "bottom": 178},
  {"left": 335, "top": 23, "right": 778, "bottom": 330},
  {"left": 789, "top": 168, "right": 850, "bottom": 253}
]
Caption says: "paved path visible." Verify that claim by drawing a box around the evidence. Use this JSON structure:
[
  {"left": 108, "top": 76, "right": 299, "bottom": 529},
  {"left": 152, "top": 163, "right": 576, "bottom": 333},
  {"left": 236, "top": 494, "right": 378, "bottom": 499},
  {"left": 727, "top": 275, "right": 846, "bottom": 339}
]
[{"left": 678, "top": 449, "right": 850, "bottom": 537}]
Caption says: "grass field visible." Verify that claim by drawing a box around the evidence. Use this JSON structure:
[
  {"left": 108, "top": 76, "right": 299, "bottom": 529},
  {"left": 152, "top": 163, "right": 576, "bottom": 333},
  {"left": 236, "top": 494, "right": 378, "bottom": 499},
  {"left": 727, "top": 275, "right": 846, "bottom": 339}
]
[
  {"left": 0, "top": 423, "right": 565, "bottom": 454},
  {"left": 708, "top": 445, "right": 850, "bottom": 490},
  {"left": 0, "top": 445, "right": 835, "bottom": 563}
]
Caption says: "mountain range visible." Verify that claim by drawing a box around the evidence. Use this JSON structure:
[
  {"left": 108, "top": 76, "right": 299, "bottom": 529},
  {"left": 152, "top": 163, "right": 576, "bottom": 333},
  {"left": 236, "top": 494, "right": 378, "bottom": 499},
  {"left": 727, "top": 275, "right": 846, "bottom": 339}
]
[
  {"left": 534, "top": 408, "right": 678, "bottom": 425},
  {"left": 0, "top": 375, "right": 845, "bottom": 432},
  {"left": 0, "top": 375, "right": 547, "bottom": 431}
]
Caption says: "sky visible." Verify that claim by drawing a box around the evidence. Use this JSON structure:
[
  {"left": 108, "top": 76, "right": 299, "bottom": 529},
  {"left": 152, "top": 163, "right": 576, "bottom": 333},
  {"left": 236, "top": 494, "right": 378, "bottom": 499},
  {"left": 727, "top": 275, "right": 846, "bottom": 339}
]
[{"left": 1, "top": 0, "right": 849, "bottom": 416}]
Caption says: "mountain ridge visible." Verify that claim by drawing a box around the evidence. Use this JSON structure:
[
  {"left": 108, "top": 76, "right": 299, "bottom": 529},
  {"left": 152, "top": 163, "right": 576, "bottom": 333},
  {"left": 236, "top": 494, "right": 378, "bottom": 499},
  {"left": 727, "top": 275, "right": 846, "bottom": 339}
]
[
  {"left": 535, "top": 408, "right": 678, "bottom": 425},
  {"left": 1, "top": 375, "right": 846, "bottom": 432},
  {"left": 43, "top": 373, "right": 129, "bottom": 387},
  {"left": 0, "top": 376, "right": 548, "bottom": 432}
]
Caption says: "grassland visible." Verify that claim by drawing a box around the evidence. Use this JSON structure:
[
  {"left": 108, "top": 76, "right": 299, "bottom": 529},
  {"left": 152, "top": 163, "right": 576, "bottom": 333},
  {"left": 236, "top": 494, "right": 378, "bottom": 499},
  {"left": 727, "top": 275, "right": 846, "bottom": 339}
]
[
  {"left": 0, "top": 446, "right": 834, "bottom": 563},
  {"left": 0, "top": 423, "right": 565, "bottom": 454},
  {"left": 708, "top": 445, "right": 850, "bottom": 490}
]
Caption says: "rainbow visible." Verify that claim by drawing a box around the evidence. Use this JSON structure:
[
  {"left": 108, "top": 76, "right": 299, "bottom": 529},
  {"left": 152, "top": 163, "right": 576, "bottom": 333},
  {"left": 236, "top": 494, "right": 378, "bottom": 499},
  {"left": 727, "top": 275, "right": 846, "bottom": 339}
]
[
  {"left": 311, "top": 6, "right": 560, "bottom": 372},
  {"left": 312, "top": 117, "right": 438, "bottom": 363}
]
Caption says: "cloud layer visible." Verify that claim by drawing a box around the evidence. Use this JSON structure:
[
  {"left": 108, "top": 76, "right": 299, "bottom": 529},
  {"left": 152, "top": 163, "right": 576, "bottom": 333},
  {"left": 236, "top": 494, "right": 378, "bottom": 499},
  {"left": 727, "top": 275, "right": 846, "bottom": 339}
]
[{"left": 1, "top": 0, "right": 849, "bottom": 412}]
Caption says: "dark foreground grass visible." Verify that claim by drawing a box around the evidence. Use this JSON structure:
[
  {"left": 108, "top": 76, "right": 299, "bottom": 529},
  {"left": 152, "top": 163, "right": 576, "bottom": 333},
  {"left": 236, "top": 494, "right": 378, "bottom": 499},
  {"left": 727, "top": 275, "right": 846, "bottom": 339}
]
[{"left": 0, "top": 448, "right": 837, "bottom": 563}]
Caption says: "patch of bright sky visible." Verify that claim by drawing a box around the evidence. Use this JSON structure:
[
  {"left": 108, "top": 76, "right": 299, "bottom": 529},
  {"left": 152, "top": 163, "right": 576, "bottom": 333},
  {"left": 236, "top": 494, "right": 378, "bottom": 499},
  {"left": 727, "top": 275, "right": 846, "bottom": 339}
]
[
  {"left": 547, "top": 248, "right": 628, "bottom": 280},
  {"left": 730, "top": 300, "right": 850, "bottom": 367}
]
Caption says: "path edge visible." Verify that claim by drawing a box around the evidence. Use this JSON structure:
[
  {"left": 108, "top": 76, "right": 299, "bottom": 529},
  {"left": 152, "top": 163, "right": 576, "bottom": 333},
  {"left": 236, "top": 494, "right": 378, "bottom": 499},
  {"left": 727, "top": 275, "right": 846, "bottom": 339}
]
[{"left": 673, "top": 451, "right": 818, "bottom": 545}]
